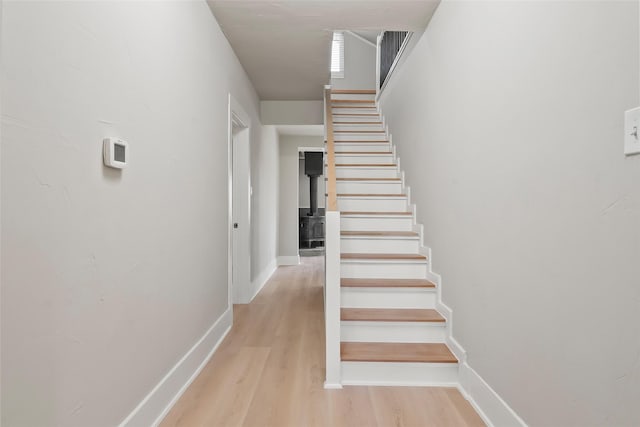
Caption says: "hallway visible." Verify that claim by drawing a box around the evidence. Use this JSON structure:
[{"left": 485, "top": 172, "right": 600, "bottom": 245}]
[{"left": 161, "top": 257, "right": 484, "bottom": 427}]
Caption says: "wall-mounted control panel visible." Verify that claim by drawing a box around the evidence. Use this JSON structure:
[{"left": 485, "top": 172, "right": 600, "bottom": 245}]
[
  {"left": 624, "top": 107, "right": 640, "bottom": 156},
  {"left": 103, "top": 137, "right": 128, "bottom": 169}
]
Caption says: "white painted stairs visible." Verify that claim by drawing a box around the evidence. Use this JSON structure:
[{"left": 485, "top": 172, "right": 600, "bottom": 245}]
[{"left": 328, "top": 90, "right": 458, "bottom": 386}]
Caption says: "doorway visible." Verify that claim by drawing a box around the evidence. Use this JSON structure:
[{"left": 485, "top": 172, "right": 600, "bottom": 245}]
[{"left": 228, "top": 95, "right": 251, "bottom": 306}]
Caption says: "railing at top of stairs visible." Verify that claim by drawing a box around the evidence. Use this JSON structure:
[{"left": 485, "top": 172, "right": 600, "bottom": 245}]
[{"left": 323, "top": 85, "right": 342, "bottom": 388}]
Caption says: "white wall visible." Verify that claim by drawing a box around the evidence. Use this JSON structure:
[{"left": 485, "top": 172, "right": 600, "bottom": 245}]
[
  {"left": 278, "top": 135, "right": 324, "bottom": 262},
  {"left": 379, "top": 1, "right": 640, "bottom": 425},
  {"left": 0, "top": 2, "right": 276, "bottom": 426},
  {"left": 261, "top": 101, "right": 323, "bottom": 125},
  {"left": 331, "top": 32, "right": 376, "bottom": 90}
]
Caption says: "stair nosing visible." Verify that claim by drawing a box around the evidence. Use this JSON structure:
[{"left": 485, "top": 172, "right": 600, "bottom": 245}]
[
  {"left": 340, "top": 278, "right": 436, "bottom": 288},
  {"left": 340, "top": 308, "right": 445, "bottom": 323}
]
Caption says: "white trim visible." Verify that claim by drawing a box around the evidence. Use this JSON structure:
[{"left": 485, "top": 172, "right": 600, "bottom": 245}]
[
  {"left": 249, "top": 258, "right": 277, "bottom": 301},
  {"left": 278, "top": 255, "right": 300, "bottom": 266},
  {"left": 119, "top": 309, "right": 233, "bottom": 427},
  {"left": 377, "top": 32, "right": 413, "bottom": 101},
  {"left": 458, "top": 362, "right": 528, "bottom": 427},
  {"left": 345, "top": 30, "right": 377, "bottom": 49},
  {"left": 228, "top": 94, "right": 252, "bottom": 305},
  {"left": 323, "top": 382, "right": 343, "bottom": 389}
]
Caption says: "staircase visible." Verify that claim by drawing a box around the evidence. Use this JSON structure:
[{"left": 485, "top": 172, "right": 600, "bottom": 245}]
[{"left": 324, "top": 88, "right": 458, "bottom": 387}]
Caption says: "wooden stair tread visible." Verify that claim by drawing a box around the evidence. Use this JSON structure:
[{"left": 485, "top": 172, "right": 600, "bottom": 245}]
[
  {"left": 334, "top": 152, "right": 393, "bottom": 155},
  {"left": 332, "top": 106, "right": 377, "bottom": 109},
  {"left": 341, "top": 231, "right": 418, "bottom": 237},
  {"left": 331, "top": 89, "right": 377, "bottom": 94},
  {"left": 333, "top": 122, "right": 383, "bottom": 125},
  {"left": 341, "top": 308, "right": 444, "bottom": 322},
  {"left": 334, "top": 163, "right": 397, "bottom": 167},
  {"left": 335, "top": 177, "right": 400, "bottom": 181},
  {"left": 340, "top": 211, "right": 412, "bottom": 216},
  {"left": 335, "top": 193, "right": 406, "bottom": 197},
  {"left": 332, "top": 99, "right": 376, "bottom": 104},
  {"left": 334, "top": 130, "right": 386, "bottom": 133},
  {"left": 341, "top": 278, "right": 436, "bottom": 288},
  {"left": 341, "top": 342, "right": 457, "bottom": 363},
  {"left": 333, "top": 139, "right": 389, "bottom": 144},
  {"left": 341, "top": 253, "right": 427, "bottom": 261},
  {"left": 333, "top": 113, "right": 380, "bottom": 116}
]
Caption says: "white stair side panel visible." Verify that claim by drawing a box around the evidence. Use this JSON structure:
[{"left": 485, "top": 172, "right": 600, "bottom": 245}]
[
  {"left": 340, "top": 237, "right": 420, "bottom": 254},
  {"left": 337, "top": 197, "right": 407, "bottom": 212},
  {"left": 341, "top": 287, "right": 436, "bottom": 309},
  {"left": 336, "top": 181, "right": 403, "bottom": 194},
  {"left": 341, "top": 362, "right": 459, "bottom": 387},
  {"left": 335, "top": 167, "right": 398, "bottom": 179},
  {"left": 334, "top": 154, "right": 394, "bottom": 164},
  {"left": 341, "top": 321, "right": 446, "bottom": 343},
  {"left": 340, "top": 216, "right": 413, "bottom": 231},
  {"left": 334, "top": 143, "right": 391, "bottom": 153}
]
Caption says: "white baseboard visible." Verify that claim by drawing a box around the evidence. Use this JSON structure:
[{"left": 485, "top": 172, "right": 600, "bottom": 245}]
[
  {"left": 118, "top": 308, "right": 233, "bottom": 427},
  {"left": 278, "top": 255, "right": 300, "bottom": 266},
  {"left": 250, "top": 258, "right": 277, "bottom": 301},
  {"left": 458, "top": 362, "right": 527, "bottom": 427}
]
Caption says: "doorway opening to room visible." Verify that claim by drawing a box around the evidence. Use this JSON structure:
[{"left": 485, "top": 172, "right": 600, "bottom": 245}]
[{"left": 298, "top": 148, "right": 325, "bottom": 258}]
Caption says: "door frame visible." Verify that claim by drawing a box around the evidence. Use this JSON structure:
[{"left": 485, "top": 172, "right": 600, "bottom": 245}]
[{"left": 227, "top": 94, "right": 251, "bottom": 311}]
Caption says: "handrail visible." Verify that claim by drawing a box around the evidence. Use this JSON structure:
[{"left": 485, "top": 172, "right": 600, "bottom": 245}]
[{"left": 324, "top": 87, "right": 338, "bottom": 211}]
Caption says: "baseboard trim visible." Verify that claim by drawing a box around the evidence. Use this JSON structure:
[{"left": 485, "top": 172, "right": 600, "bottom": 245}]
[
  {"left": 250, "top": 258, "right": 277, "bottom": 302},
  {"left": 278, "top": 255, "right": 300, "bottom": 266},
  {"left": 118, "top": 308, "right": 233, "bottom": 427},
  {"left": 458, "top": 362, "right": 527, "bottom": 427},
  {"left": 323, "top": 382, "right": 343, "bottom": 389}
]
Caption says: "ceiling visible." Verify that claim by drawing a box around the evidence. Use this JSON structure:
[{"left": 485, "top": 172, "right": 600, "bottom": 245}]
[{"left": 207, "top": 1, "right": 440, "bottom": 101}]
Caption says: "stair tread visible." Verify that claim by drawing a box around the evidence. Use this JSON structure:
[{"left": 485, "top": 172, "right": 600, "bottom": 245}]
[
  {"left": 334, "top": 140, "right": 390, "bottom": 143},
  {"left": 341, "top": 308, "right": 444, "bottom": 322},
  {"left": 334, "top": 164, "right": 397, "bottom": 167},
  {"left": 335, "top": 177, "right": 400, "bottom": 181},
  {"left": 334, "top": 152, "right": 393, "bottom": 155},
  {"left": 341, "top": 253, "right": 427, "bottom": 261},
  {"left": 334, "top": 130, "right": 386, "bottom": 133},
  {"left": 341, "top": 211, "right": 412, "bottom": 216},
  {"left": 341, "top": 278, "right": 436, "bottom": 288},
  {"left": 341, "top": 342, "right": 457, "bottom": 363},
  {"left": 333, "top": 113, "right": 380, "bottom": 116},
  {"left": 341, "top": 231, "right": 418, "bottom": 237},
  {"left": 334, "top": 122, "right": 383, "bottom": 125},
  {"left": 331, "top": 89, "right": 376, "bottom": 94},
  {"left": 332, "top": 106, "right": 377, "bottom": 109},
  {"left": 332, "top": 99, "right": 376, "bottom": 104},
  {"left": 336, "top": 193, "right": 406, "bottom": 197}
]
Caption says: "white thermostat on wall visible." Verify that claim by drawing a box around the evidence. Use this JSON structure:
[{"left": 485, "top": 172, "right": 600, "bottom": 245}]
[{"left": 103, "top": 137, "right": 128, "bottom": 169}]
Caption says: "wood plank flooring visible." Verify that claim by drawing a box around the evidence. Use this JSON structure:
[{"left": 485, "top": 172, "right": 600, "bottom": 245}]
[{"left": 160, "top": 256, "right": 485, "bottom": 427}]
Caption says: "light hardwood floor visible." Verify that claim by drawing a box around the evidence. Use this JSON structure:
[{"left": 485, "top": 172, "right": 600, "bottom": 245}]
[{"left": 160, "top": 256, "right": 485, "bottom": 427}]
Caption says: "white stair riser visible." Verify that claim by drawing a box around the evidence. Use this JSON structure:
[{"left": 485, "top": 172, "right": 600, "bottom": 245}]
[
  {"left": 341, "top": 321, "right": 446, "bottom": 343},
  {"left": 341, "top": 261, "right": 428, "bottom": 280},
  {"left": 341, "top": 237, "right": 420, "bottom": 254},
  {"left": 332, "top": 107, "right": 379, "bottom": 115},
  {"left": 336, "top": 167, "right": 398, "bottom": 179},
  {"left": 341, "top": 362, "right": 458, "bottom": 386},
  {"left": 333, "top": 118, "right": 381, "bottom": 124},
  {"left": 334, "top": 143, "right": 391, "bottom": 153},
  {"left": 337, "top": 197, "right": 407, "bottom": 212},
  {"left": 336, "top": 181, "right": 403, "bottom": 194},
  {"left": 333, "top": 124, "right": 385, "bottom": 132},
  {"left": 335, "top": 154, "right": 394, "bottom": 164},
  {"left": 341, "top": 287, "right": 436, "bottom": 308},
  {"left": 340, "top": 217, "right": 413, "bottom": 231},
  {"left": 334, "top": 133, "right": 388, "bottom": 142}
]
